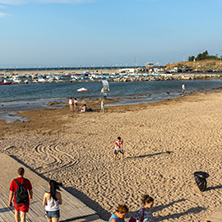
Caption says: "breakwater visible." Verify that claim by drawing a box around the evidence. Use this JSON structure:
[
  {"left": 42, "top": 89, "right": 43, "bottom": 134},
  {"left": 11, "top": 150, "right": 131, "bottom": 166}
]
[{"left": 112, "top": 73, "right": 222, "bottom": 82}]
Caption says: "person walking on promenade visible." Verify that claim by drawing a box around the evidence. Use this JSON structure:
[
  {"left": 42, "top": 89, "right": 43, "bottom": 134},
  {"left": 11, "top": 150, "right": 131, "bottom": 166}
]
[
  {"left": 43, "top": 180, "right": 62, "bottom": 222},
  {"left": 74, "top": 98, "right": 78, "bottom": 111},
  {"left": 8, "top": 167, "right": 33, "bottom": 222},
  {"left": 135, "top": 195, "right": 154, "bottom": 222},
  {"left": 109, "top": 204, "right": 129, "bottom": 222},
  {"left": 69, "top": 97, "right": 74, "bottom": 112},
  {"left": 114, "top": 136, "right": 124, "bottom": 161},
  {"left": 182, "top": 84, "right": 185, "bottom": 95}
]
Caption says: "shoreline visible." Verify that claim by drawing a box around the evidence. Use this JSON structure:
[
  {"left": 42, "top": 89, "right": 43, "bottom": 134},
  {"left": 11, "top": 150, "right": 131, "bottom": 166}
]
[
  {"left": 1, "top": 84, "right": 221, "bottom": 122},
  {"left": 0, "top": 88, "right": 221, "bottom": 136}
]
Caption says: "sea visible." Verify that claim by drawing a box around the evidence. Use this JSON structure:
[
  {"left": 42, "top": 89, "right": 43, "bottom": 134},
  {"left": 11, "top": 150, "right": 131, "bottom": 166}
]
[{"left": 0, "top": 79, "right": 222, "bottom": 122}]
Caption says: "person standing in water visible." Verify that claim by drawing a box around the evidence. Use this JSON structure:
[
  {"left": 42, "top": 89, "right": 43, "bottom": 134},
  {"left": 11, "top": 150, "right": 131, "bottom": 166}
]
[
  {"left": 43, "top": 180, "right": 62, "bottom": 222},
  {"left": 182, "top": 84, "right": 185, "bottom": 95}
]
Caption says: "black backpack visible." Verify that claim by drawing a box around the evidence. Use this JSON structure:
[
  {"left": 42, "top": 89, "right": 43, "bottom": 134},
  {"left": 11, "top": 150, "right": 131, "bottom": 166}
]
[
  {"left": 194, "top": 176, "right": 207, "bottom": 192},
  {"left": 14, "top": 179, "right": 29, "bottom": 204}
]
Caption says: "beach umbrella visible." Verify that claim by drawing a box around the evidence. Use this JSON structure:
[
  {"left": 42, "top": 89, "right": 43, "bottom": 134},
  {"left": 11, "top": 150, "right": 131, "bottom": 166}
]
[{"left": 77, "top": 87, "right": 89, "bottom": 99}]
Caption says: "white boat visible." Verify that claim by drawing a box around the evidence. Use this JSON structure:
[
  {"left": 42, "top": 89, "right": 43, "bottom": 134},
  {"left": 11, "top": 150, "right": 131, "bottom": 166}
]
[
  {"left": 12, "top": 76, "right": 22, "bottom": 83},
  {"left": 38, "top": 77, "right": 46, "bottom": 82}
]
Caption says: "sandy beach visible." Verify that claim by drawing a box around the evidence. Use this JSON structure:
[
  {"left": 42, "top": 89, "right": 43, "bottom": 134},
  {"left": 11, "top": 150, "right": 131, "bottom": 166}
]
[{"left": 0, "top": 91, "right": 222, "bottom": 221}]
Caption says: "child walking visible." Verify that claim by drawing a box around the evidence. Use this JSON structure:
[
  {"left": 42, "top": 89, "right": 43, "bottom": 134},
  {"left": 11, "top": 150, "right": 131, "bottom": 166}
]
[
  {"left": 114, "top": 136, "right": 124, "bottom": 161},
  {"left": 101, "top": 100, "right": 104, "bottom": 113}
]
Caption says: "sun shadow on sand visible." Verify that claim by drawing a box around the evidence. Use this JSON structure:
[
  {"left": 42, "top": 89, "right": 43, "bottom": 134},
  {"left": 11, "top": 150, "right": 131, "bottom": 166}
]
[
  {"left": 152, "top": 199, "right": 186, "bottom": 213},
  {"left": 126, "top": 151, "right": 173, "bottom": 159},
  {"left": 66, "top": 187, "right": 111, "bottom": 220},
  {"left": 127, "top": 199, "right": 205, "bottom": 221},
  {"left": 127, "top": 199, "right": 186, "bottom": 218},
  {"left": 154, "top": 206, "right": 206, "bottom": 221},
  {"left": 9, "top": 155, "right": 111, "bottom": 221},
  {"left": 206, "top": 184, "right": 222, "bottom": 191}
]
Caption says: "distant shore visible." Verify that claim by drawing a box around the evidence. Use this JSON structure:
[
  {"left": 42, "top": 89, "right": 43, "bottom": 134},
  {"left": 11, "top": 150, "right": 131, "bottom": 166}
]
[{"left": 2, "top": 72, "right": 222, "bottom": 85}]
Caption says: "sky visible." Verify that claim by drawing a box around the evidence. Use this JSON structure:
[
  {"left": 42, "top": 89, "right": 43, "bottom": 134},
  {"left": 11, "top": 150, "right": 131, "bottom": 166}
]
[{"left": 0, "top": 0, "right": 222, "bottom": 67}]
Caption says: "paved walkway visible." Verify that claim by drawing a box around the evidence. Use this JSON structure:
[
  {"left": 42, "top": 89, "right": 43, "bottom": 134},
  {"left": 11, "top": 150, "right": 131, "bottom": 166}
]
[
  {"left": 0, "top": 153, "right": 105, "bottom": 222},
  {"left": 205, "top": 206, "right": 222, "bottom": 222}
]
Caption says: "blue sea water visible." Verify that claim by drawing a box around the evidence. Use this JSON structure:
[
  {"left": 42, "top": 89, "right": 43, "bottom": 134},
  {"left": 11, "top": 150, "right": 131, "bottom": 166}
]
[
  {"left": 1, "top": 79, "right": 222, "bottom": 103},
  {"left": 0, "top": 79, "right": 222, "bottom": 121}
]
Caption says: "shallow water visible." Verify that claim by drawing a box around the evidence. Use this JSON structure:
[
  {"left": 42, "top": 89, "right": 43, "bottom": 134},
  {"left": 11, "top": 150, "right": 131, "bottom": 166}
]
[{"left": 0, "top": 79, "right": 221, "bottom": 121}]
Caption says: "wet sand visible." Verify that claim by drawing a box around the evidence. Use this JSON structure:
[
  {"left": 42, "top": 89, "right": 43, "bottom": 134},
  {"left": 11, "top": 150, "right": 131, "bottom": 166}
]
[{"left": 0, "top": 91, "right": 222, "bottom": 221}]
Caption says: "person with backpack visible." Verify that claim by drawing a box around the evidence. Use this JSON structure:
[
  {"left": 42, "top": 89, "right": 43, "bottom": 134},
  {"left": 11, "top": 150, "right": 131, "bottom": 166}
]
[
  {"left": 135, "top": 195, "right": 154, "bottom": 222},
  {"left": 43, "top": 180, "right": 62, "bottom": 222},
  {"left": 8, "top": 167, "right": 33, "bottom": 222}
]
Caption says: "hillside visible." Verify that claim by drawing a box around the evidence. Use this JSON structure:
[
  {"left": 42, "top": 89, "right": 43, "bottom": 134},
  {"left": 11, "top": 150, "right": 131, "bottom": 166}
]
[{"left": 166, "top": 59, "right": 222, "bottom": 71}]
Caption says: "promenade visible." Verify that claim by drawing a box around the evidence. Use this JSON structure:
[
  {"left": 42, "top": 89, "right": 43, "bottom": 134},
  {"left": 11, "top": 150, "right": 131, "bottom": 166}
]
[{"left": 0, "top": 153, "right": 104, "bottom": 222}]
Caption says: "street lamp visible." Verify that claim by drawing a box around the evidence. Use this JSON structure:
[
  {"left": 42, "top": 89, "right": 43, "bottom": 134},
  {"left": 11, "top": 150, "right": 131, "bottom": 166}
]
[{"left": 220, "top": 49, "right": 222, "bottom": 68}]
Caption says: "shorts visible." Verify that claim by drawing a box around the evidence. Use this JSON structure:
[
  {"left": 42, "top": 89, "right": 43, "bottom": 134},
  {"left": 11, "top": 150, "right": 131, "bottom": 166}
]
[
  {"left": 14, "top": 202, "right": 29, "bottom": 213},
  {"left": 45, "top": 210, "right": 60, "bottom": 219},
  {"left": 114, "top": 149, "right": 123, "bottom": 155}
]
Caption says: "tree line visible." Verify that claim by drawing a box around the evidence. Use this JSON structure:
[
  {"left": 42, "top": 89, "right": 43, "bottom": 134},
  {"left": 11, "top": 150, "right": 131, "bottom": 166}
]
[{"left": 188, "top": 50, "right": 220, "bottom": 62}]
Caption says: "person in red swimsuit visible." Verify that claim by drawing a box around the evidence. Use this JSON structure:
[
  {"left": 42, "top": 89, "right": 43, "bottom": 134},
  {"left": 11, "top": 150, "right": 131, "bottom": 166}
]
[{"left": 8, "top": 167, "right": 33, "bottom": 222}]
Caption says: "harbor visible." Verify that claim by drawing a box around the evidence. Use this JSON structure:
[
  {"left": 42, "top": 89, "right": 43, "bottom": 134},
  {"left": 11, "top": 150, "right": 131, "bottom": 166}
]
[{"left": 1, "top": 64, "right": 222, "bottom": 84}]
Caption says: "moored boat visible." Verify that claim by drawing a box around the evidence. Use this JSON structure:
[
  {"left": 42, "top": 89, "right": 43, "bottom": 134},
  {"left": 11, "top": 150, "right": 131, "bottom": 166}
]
[{"left": 0, "top": 80, "right": 12, "bottom": 85}]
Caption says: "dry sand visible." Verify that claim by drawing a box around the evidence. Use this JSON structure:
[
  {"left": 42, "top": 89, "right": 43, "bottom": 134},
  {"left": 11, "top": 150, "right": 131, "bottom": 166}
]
[{"left": 0, "top": 91, "right": 222, "bottom": 221}]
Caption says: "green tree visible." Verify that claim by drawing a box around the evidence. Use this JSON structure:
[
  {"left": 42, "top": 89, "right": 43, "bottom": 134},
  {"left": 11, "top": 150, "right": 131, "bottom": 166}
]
[
  {"left": 203, "top": 50, "right": 209, "bottom": 59},
  {"left": 188, "top": 56, "right": 195, "bottom": 62}
]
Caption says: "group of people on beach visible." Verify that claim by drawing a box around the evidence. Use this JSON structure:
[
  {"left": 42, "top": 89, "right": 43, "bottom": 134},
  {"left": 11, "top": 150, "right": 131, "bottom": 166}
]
[
  {"left": 9, "top": 167, "right": 62, "bottom": 222},
  {"left": 69, "top": 97, "right": 105, "bottom": 113},
  {"left": 69, "top": 97, "right": 89, "bottom": 112},
  {"left": 69, "top": 97, "right": 78, "bottom": 112},
  {"left": 8, "top": 167, "right": 154, "bottom": 222},
  {"left": 109, "top": 194, "right": 154, "bottom": 222},
  {"left": 9, "top": 137, "right": 153, "bottom": 222},
  {"left": 8, "top": 168, "right": 154, "bottom": 222}
]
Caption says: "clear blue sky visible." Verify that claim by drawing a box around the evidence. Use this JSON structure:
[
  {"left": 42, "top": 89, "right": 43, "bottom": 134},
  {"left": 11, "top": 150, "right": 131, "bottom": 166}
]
[{"left": 0, "top": 0, "right": 222, "bottom": 67}]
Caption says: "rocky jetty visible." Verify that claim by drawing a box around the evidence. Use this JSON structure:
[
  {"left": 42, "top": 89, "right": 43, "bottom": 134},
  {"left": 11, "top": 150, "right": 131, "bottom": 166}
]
[{"left": 112, "top": 73, "right": 222, "bottom": 82}]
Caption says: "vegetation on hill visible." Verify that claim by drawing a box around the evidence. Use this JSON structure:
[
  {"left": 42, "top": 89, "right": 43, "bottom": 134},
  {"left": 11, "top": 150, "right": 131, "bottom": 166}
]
[
  {"left": 166, "top": 59, "right": 222, "bottom": 72},
  {"left": 165, "top": 50, "right": 222, "bottom": 71},
  {"left": 188, "top": 50, "right": 220, "bottom": 62}
]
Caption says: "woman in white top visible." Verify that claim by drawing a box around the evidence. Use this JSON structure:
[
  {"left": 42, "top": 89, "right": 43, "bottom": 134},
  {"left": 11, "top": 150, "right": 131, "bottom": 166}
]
[
  {"left": 43, "top": 180, "right": 62, "bottom": 222},
  {"left": 69, "top": 97, "right": 74, "bottom": 112}
]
